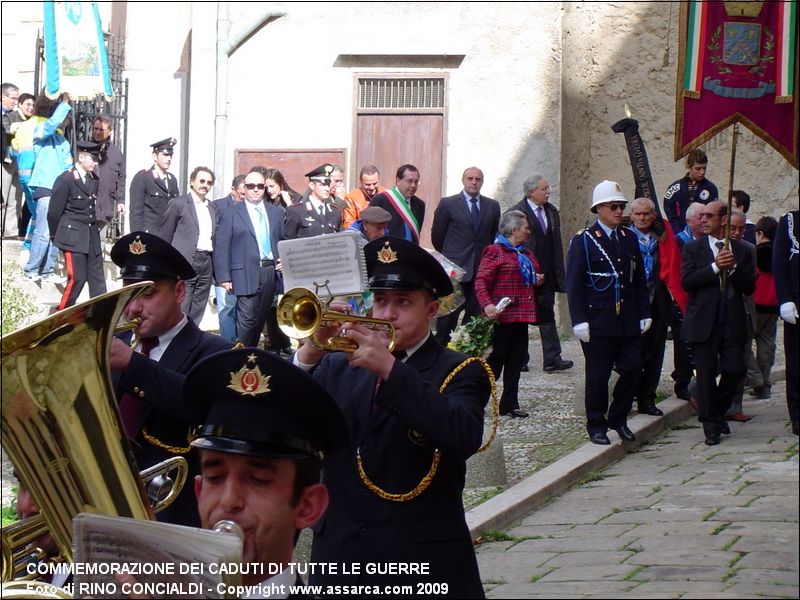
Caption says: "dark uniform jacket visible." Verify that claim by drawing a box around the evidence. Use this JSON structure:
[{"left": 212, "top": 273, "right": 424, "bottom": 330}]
[
  {"left": 565, "top": 222, "right": 650, "bottom": 337},
  {"left": 117, "top": 318, "right": 231, "bottom": 526},
  {"left": 774, "top": 210, "right": 800, "bottom": 306},
  {"left": 681, "top": 236, "right": 756, "bottom": 344},
  {"left": 47, "top": 168, "right": 101, "bottom": 256},
  {"left": 369, "top": 191, "right": 425, "bottom": 242},
  {"left": 309, "top": 335, "right": 489, "bottom": 598},
  {"left": 129, "top": 166, "right": 179, "bottom": 234},
  {"left": 282, "top": 199, "right": 341, "bottom": 239},
  {"left": 431, "top": 193, "right": 500, "bottom": 282},
  {"left": 663, "top": 175, "right": 719, "bottom": 234}
]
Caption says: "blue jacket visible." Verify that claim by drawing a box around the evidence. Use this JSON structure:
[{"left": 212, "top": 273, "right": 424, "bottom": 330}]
[{"left": 28, "top": 102, "right": 72, "bottom": 191}]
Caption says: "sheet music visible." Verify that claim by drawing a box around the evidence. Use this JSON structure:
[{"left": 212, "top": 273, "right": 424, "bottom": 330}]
[{"left": 279, "top": 230, "right": 368, "bottom": 297}]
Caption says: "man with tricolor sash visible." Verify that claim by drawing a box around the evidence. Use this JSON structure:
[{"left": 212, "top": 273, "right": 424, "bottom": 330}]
[{"left": 369, "top": 163, "right": 425, "bottom": 244}]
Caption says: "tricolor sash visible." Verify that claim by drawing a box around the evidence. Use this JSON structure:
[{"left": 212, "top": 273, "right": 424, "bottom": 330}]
[{"left": 386, "top": 187, "right": 420, "bottom": 243}]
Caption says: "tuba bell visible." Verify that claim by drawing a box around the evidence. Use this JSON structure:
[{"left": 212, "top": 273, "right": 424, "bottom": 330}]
[{"left": 0, "top": 283, "right": 186, "bottom": 587}]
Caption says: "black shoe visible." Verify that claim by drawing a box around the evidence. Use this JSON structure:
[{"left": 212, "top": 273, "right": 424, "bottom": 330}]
[
  {"left": 501, "top": 409, "right": 529, "bottom": 419},
  {"left": 638, "top": 403, "right": 664, "bottom": 417},
  {"left": 521, "top": 364, "right": 530, "bottom": 372},
  {"left": 751, "top": 385, "right": 771, "bottom": 399},
  {"left": 705, "top": 433, "right": 721, "bottom": 445},
  {"left": 674, "top": 383, "right": 690, "bottom": 401},
  {"left": 719, "top": 422, "right": 731, "bottom": 435},
  {"left": 543, "top": 359, "right": 574, "bottom": 373},
  {"left": 590, "top": 432, "right": 611, "bottom": 445},
  {"left": 613, "top": 425, "right": 636, "bottom": 442}
]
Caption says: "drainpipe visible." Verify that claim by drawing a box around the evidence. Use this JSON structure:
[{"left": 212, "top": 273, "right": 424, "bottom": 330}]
[{"left": 214, "top": 2, "right": 285, "bottom": 198}]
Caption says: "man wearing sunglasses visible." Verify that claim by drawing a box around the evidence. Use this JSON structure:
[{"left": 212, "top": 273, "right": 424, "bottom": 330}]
[
  {"left": 565, "top": 180, "right": 650, "bottom": 445},
  {"left": 681, "top": 200, "right": 755, "bottom": 445},
  {"left": 161, "top": 166, "right": 217, "bottom": 324},
  {"left": 213, "top": 169, "right": 285, "bottom": 347}
]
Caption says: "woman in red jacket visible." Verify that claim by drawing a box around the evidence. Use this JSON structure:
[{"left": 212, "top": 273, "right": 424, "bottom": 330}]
[{"left": 475, "top": 209, "right": 544, "bottom": 418}]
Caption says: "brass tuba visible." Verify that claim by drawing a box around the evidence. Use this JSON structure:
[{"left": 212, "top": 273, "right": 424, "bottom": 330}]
[
  {"left": 276, "top": 287, "right": 395, "bottom": 352},
  {"left": 0, "top": 283, "right": 185, "bottom": 584}
]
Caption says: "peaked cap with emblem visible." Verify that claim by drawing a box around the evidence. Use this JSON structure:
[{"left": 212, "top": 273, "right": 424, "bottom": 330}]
[
  {"left": 304, "top": 163, "right": 335, "bottom": 182},
  {"left": 150, "top": 137, "right": 177, "bottom": 155},
  {"left": 187, "top": 349, "right": 349, "bottom": 460},
  {"left": 76, "top": 139, "right": 103, "bottom": 160},
  {"left": 111, "top": 231, "right": 196, "bottom": 281},
  {"left": 364, "top": 236, "right": 453, "bottom": 298}
]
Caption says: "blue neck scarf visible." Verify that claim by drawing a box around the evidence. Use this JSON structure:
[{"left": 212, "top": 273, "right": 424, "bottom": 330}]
[
  {"left": 630, "top": 225, "right": 657, "bottom": 282},
  {"left": 495, "top": 234, "right": 535, "bottom": 286}
]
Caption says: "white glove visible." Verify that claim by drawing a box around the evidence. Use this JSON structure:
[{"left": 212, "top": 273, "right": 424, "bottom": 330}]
[
  {"left": 573, "top": 322, "right": 590, "bottom": 343},
  {"left": 640, "top": 318, "right": 652, "bottom": 334},
  {"left": 780, "top": 302, "right": 798, "bottom": 325}
]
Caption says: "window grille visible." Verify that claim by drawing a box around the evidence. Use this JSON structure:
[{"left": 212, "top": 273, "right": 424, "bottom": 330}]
[{"left": 358, "top": 78, "right": 445, "bottom": 109}]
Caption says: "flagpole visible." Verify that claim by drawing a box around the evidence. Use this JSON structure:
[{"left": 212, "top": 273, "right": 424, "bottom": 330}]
[{"left": 721, "top": 122, "right": 740, "bottom": 295}]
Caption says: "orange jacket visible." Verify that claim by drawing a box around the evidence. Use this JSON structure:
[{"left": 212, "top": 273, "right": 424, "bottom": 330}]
[{"left": 342, "top": 186, "right": 386, "bottom": 229}]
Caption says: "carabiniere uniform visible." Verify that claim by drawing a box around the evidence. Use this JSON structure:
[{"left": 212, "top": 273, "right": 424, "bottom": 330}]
[{"left": 128, "top": 167, "right": 180, "bottom": 233}]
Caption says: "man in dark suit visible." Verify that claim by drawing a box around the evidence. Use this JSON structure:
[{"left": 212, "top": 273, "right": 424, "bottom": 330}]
[
  {"left": 213, "top": 169, "right": 284, "bottom": 348},
  {"left": 369, "top": 164, "right": 425, "bottom": 243},
  {"left": 161, "top": 166, "right": 216, "bottom": 324},
  {"left": 431, "top": 166, "right": 501, "bottom": 344},
  {"left": 511, "top": 174, "right": 573, "bottom": 372},
  {"left": 566, "top": 181, "right": 651, "bottom": 445},
  {"left": 773, "top": 209, "right": 799, "bottom": 435},
  {"left": 296, "top": 237, "right": 490, "bottom": 598},
  {"left": 212, "top": 174, "right": 245, "bottom": 342},
  {"left": 108, "top": 232, "right": 232, "bottom": 526},
  {"left": 282, "top": 164, "right": 342, "bottom": 239},
  {"left": 681, "top": 200, "right": 756, "bottom": 445},
  {"left": 128, "top": 137, "right": 179, "bottom": 233},
  {"left": 90, "top": 115, "right": 126, "bottom": 235},
  {"left": 187, "top": 348, "right": 348, "bottom": 594},
  {"left": 47, "top": 140, "right": 106, "bottom": 309}
]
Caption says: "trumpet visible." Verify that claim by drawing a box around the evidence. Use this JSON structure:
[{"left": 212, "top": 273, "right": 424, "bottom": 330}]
[
  {"left": 1, "top": 457, "right": 187, "bottom": 583},
  {"left": 277, "top": 287, "right": 395, "bottom": 352}
]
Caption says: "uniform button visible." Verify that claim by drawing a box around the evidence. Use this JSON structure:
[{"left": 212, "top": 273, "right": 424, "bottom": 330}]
[
  {"left": 138, "top": 391, "right": 145, "bottom": 397},
  {"left": 359, "top": 522, "right": 368, "bottom": 532},
  {"left": 133, "top": 387, "right": 140, "bottom": 392}
]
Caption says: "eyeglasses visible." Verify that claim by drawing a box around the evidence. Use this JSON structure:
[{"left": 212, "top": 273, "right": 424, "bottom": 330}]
[
  {"left": 700, "top": 212, "right": 720, "bottom": 218},
  {"left": 605, "top": 203, "right": 626, "bottom": 211},
  {"left": 196, "top": 178, "right": 214, "bottom": 185},
  {"left": 244, "top": 183, "right": 266, "bottom": 190}
]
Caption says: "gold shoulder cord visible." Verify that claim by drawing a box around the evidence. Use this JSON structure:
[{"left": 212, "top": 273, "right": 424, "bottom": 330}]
[
  {"left": 357, "top": 357, "right": 499, "bottom": 502},
  {"left": 141, "top": 428, "right": 192, "bottom": 454}
]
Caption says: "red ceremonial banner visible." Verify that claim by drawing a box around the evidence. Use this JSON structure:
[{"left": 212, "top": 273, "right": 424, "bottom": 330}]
[{"left": 675, "top": 0, "right": 798, "bottom": 168}]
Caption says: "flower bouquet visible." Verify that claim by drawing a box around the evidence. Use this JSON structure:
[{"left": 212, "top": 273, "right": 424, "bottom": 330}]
[{"left": 447, "top": 315, "right": 495, "bottom": 359}]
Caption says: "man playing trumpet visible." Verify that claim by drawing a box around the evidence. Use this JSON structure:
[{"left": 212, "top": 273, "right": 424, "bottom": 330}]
[{"left": 294, "top": 236, "right": 491, "bottom": 598}]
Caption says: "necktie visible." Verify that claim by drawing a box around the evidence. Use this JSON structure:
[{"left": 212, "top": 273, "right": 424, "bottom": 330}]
[
  {"left": 318, "top": 204, "right": 326, "bottom": 217},
  {"left": 392, "top": 349, "right": 408, "bottom": 362},
  {"left": 256, "top": 205, "right": 271, "bottom": 258},
  {"left": 610, "top": 229, "right": 619, "bottom": 251},
  {"left": 715, "top": 240, "right": 725, "bottom": 253},
  {"left": 118, "top": 337, "right": 158, "bottom": 439},
  {"left": 469, "top": 197, "right": 480, "bottom": 233},
  {"left": 535, "top": 206, "right": 547, "bottom": 232}
]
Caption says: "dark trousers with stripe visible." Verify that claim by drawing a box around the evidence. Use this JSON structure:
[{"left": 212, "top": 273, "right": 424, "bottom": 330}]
[
  {"left": 784, "top": 320, "right": 799, "bottom": 425},
  {"left": 59, "top": 249, "right": 106, "bottom": 309}
]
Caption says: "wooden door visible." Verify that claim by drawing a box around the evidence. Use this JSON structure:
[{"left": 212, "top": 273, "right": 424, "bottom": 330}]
[{"left": 355, "top": 114, "right": 443, "bottom": 245}]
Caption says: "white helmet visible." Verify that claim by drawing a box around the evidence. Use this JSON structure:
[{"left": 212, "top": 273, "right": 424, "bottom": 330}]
[{"left": 591, "top": 180, "right": 627, "bottom": 213}]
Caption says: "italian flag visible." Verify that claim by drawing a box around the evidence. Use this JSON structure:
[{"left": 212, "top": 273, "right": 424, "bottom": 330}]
[
  {"left": 683, "top": 0, "right": 708, "bottom": 99},
  {"left": 776, "top": 0, "right": 796, "bottom": 102}
]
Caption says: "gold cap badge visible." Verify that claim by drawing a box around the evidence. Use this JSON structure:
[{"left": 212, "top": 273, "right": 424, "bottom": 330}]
[
  {"left": 377, "top": 241, "right": 398, "bottom": 264},
  {"left": 324, "top": 164, "right": 334, "bottom": 176},
  {"left": 228, "top": 353, "right": 271, "bottom": 396},
  {"left": 129, "top": 236, "right": 147, "bottom": 255}
]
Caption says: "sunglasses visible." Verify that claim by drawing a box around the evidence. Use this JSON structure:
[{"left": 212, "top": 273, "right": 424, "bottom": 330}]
[
  {"left": 605, "top": 202, "right": 626, "bottom": 211},
  {"left": 244, "top": 183, "right": 266, "bottom": 190},
  {"left": 196, "top": 178, "right": 214, "bottom": 185},
  {"left": 700, "top": 212, "right": 720, "bottom": 218}
]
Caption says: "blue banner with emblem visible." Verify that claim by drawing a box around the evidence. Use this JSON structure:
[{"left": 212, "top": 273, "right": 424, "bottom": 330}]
[{"left": 43, "top": 1, "right": 114, "bottom": 100}]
